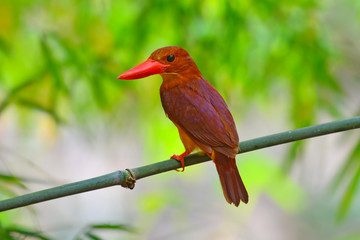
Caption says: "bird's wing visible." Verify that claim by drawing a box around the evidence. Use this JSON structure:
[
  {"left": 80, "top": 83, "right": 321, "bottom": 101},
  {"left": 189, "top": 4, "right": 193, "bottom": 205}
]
[{"left": 161, "top": 80, "right": 239, "bottom": 156}]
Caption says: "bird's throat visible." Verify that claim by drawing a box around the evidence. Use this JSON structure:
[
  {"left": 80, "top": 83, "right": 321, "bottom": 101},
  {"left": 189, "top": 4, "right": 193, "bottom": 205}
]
[
  {"left": 160, "top": 71, "right": 203, "bottom": 90},
  {"left": 160, "top": 73, "right": 187, "bottom": 89}
]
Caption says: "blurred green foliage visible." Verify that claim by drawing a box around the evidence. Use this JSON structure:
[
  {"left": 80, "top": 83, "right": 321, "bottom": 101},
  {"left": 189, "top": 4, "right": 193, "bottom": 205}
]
[
  {"left": 74, "top": 224, "right": 136, "bottom": 240},
  {"left": 0, "top": 223, "right": 50, "bottom": 240},
  {"left": 0, "top": 0, "right": 345, "bottom": 125},
  {"left": 0, "top": 0, "right": 359, "bottom": 239}
]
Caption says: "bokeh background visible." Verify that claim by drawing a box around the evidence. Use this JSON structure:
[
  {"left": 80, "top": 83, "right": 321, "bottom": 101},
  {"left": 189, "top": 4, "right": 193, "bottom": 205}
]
[{"left": 0, "top": 0, "right": 360, "bottom": 239}]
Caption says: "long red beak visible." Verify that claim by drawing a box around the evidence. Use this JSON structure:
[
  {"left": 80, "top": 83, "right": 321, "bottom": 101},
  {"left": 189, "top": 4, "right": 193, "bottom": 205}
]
[{"left": 117, "top": 59, "right": 169, "bottom": 80}]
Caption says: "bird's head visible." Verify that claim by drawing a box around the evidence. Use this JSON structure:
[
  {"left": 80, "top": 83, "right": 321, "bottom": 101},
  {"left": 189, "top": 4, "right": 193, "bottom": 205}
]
[{"left": 117, "top": 46, "right": 201, "bottom": 80}]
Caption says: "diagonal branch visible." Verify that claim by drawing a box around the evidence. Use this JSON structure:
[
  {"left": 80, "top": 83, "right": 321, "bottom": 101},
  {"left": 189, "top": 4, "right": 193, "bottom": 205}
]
[{"left": 0, "top": 117, "right": 359, "bottom": 212}]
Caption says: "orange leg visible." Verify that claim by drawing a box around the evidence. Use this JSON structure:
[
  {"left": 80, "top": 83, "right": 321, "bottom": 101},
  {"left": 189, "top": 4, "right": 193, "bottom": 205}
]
[{"left": 171, "top": 151, "right": 191, "bottom": 172}]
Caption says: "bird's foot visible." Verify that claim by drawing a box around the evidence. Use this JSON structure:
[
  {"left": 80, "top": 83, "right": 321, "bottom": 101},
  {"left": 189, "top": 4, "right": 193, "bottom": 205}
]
[{"left": 171, "top": 151, "right": 190, "bottom": 172}]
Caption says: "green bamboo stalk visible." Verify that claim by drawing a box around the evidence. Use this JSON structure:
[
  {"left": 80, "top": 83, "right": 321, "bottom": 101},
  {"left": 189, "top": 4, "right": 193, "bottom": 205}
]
[{"left": 0, "top": 117, "right": 359, "bottom": 212}]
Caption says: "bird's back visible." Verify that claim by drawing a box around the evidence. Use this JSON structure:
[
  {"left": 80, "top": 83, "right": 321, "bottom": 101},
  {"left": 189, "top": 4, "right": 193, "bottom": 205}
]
[{"left": 160, "top": 77, "right": 239, "bottom": 157}]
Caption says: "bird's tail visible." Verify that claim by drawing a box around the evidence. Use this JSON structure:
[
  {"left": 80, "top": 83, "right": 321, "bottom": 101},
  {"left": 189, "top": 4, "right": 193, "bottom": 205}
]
[{"left": 214, "top": 151, "right": 248, "bottom": 206}]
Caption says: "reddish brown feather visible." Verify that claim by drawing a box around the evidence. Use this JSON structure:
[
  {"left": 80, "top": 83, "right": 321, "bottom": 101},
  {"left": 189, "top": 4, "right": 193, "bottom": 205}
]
[
  {"left": 160, "top": 78, "right": 238, "bottom": 156},
  {"left": 213, "top": 152, "right": 248, "bottom": 206}
]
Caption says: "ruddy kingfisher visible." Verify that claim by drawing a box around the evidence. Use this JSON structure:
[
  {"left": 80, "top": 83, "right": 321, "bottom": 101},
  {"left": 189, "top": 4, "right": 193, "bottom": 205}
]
[{"left": 118, "top": 46, "right": 248, "bottom": 206}]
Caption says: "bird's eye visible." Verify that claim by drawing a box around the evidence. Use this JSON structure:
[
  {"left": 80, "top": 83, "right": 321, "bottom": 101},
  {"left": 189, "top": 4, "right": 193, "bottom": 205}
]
[{"left": 167, "top": 55, "right": 175, "bottom": 62}]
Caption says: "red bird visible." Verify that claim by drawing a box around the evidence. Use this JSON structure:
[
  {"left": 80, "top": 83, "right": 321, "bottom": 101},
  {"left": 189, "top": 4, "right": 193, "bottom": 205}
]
[{"left": 118, "top": 46, "right": 248, "bottom": 206}]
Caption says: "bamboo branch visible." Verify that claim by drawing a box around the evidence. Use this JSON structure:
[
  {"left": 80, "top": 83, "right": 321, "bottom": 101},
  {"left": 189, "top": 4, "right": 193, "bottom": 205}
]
[{"left": 0, "top": 117, "right": 359, "bottom": 212}]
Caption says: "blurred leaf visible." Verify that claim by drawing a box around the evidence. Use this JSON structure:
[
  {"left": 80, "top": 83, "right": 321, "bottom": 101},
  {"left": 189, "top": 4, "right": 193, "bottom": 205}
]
[
  {"left": 331, "top": 141, "right": 360, "bottom": 192},
  {"left": 84, "top": 232, "right": 102, "bottom": 240},
  {"left": 6, "top": 226, "right": 51, "bottom": 240},
  {"left": 89, "top": 224, "right": 135, "bottom": 232},
  {"left": 89, "top": 72, "right": 108, "bottom": 109},
  {"left": 75, "top": 223, "right": 136, "bottom": 240},
  {"left": 0, "top": 70, "right": 45, "bottom": 114},
  {"left": 40, "top": 36, "right": 68, "bottom": 94},
  {"left": 0, "top": 38, "right": 11, "bottom": 55},
  {"left": 336, "top": 161, "right": 360, "bottom": 221},
  {"left": 15, "top": 98, "right": 60, "bottom": 122},
  {"left": 0, "top": 174, "right": 26, "bottom": 189}
]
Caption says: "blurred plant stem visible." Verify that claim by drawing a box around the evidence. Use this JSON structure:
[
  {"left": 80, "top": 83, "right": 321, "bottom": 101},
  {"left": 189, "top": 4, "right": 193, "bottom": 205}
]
[{"left": 0, "top": 116, "right": 359, "bottom": 212}]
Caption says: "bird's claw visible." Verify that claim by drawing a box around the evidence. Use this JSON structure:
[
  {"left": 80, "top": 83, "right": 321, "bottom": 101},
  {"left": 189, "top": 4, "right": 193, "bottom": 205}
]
[
  {"left": 171, "top": 154, "right": 185, "bottom": 172},
  {"left": 171, "top": 151, "right": 190, "bottom": 172}
]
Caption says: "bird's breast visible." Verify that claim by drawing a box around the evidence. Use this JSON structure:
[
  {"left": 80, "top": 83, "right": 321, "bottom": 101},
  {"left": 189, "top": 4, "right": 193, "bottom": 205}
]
[{"left": 160, "top": 80, "right": 199, "bottom": 110}]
